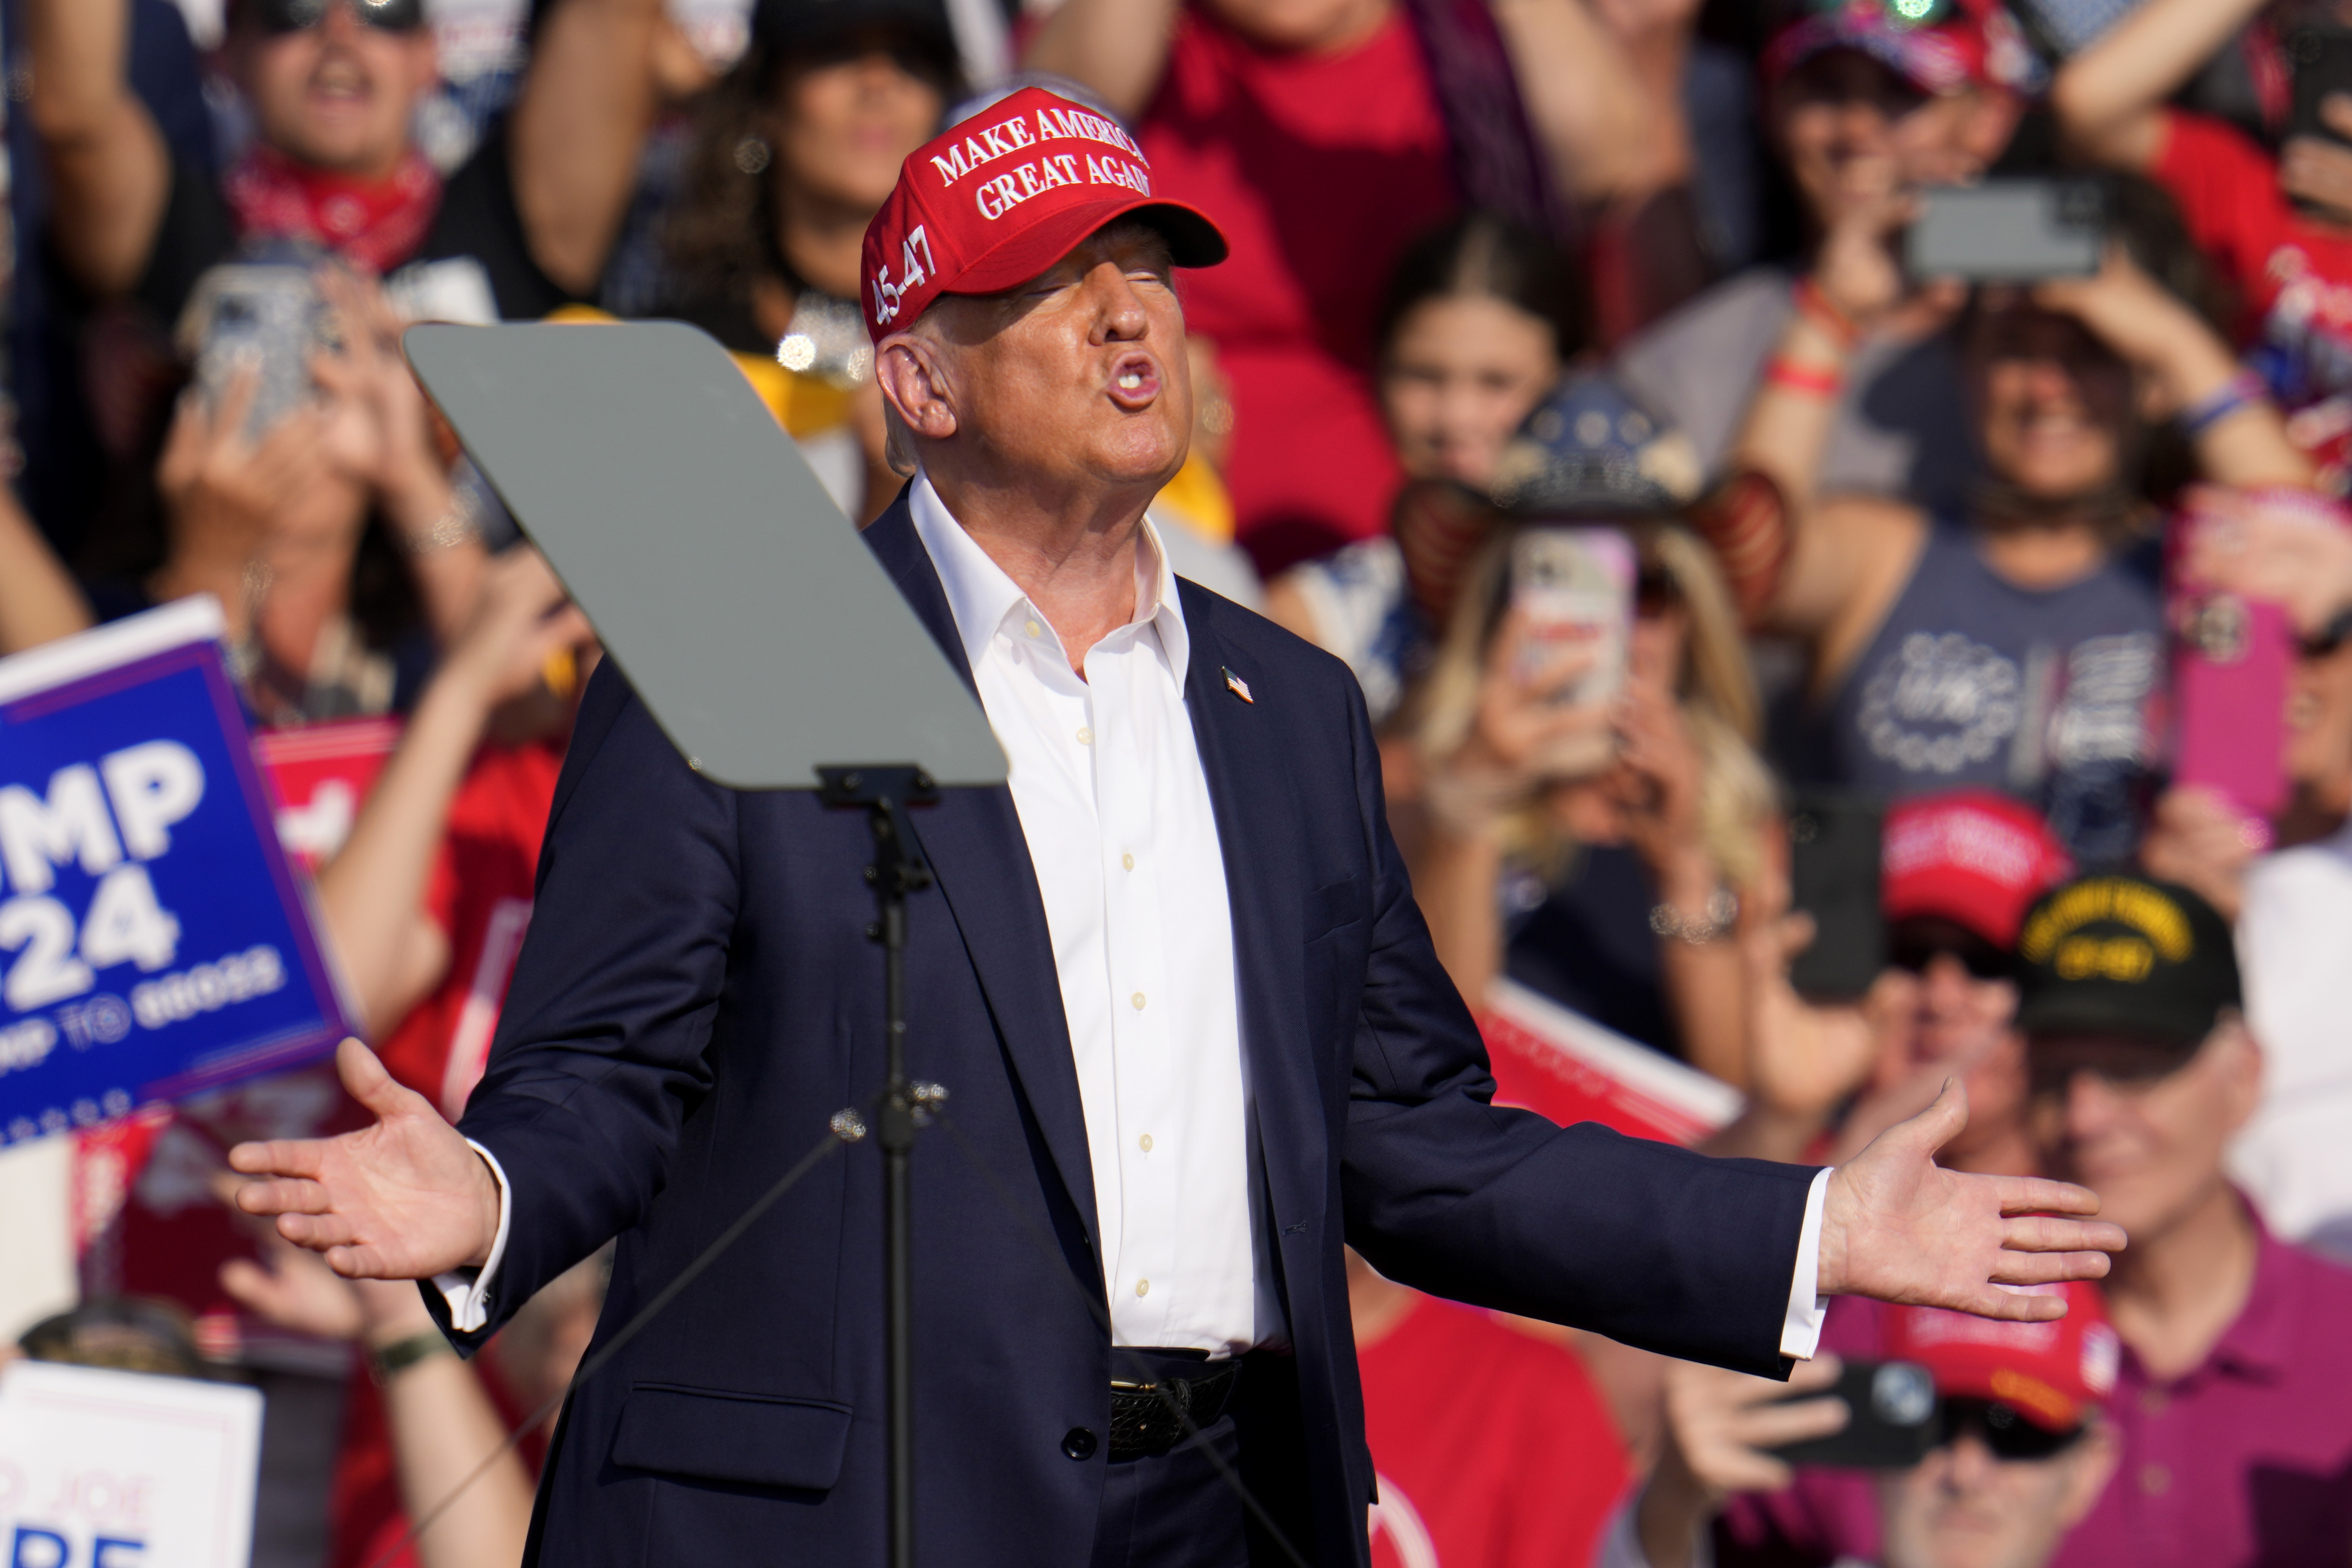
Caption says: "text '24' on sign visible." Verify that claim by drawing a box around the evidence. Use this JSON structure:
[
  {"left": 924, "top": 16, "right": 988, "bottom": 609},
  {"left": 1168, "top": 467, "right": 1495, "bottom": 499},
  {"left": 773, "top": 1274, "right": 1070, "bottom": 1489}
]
[{"left": 0, "top": 599, "right": 350, "bottom": 1143}]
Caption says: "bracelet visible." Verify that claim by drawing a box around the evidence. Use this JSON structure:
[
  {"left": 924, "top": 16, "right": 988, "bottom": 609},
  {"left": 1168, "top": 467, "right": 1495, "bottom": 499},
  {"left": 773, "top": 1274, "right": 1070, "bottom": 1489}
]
[
  {"left": 1791, "top": 276, "right": 1862, "bottom": 352},
  {"left": 1650, "top": 887, "right": 1739, "bottom": 945},
  {"left": 398, "top": 492, "right": 481, "bottom": 557},
  {"left": 2178, "top": 370, "right": 2270, "bottom": 440},
  {"left": 366, "top": 1329, "right": 456, "bottom": 1383},
  {"left": 1765, "top": 357, "right": 1845, "bottom": 398}
]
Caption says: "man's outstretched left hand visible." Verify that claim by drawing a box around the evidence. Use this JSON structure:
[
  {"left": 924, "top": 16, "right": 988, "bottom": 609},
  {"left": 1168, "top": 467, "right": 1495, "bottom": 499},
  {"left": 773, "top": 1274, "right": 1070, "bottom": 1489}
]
[{"left": 1818, "top": 1079, "right": 2124, "bottom": 1321}]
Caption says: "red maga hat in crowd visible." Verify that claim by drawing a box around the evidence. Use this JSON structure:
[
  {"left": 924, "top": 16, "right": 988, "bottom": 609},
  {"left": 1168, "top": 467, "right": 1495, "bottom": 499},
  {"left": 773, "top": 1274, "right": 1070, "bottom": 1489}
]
[
  {"left": 1761, "top": 0, "right": 2040, "bottom": 98},
  {"left": 860, "top": 85, "right": 1229, "bottom": 341},
  {"left": 1883, "top": 1279, "right": 2119, "bottom": 1433},
  {"left": 1881, "top": 789, "right": 2072, "bottom": 951}
]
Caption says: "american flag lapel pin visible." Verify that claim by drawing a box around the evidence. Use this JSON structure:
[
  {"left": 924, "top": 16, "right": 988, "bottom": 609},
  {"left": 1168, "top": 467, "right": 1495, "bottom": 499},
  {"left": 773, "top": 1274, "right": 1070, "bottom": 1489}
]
[{"left": 1223, "top": 666, "right": 1254, "bottom": 704}]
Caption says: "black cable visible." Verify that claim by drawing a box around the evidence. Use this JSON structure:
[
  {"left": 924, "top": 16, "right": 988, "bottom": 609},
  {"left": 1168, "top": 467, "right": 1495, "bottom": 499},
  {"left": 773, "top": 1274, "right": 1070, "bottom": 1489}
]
[
  {"left": 364, "top": 1114, "right": 857, "bottom": 1568},
  {"left": 931, "top": 1108, "right": 1316, "bottom": 1568}
]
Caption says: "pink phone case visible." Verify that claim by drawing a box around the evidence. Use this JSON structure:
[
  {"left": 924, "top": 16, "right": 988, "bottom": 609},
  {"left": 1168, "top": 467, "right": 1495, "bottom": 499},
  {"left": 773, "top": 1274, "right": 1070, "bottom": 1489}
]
[{"left": 2172, "top": 590, "right": 2293, "bottom": 822}]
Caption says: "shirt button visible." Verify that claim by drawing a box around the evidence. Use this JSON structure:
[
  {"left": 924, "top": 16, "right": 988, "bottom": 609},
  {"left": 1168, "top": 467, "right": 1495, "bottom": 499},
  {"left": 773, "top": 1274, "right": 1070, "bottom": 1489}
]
[
  {"left": 1135, "top": 1279, "right": 1150, "bottom": 1297},
  {"left": 1062, "top": 1427, "right": 1098, "bottom": 1461},
  {"left": 1138, "top": 1134, "right": 1153, "bottom": 1152},
  {"left": 2139, "top": 1463, "right": 2170, "bottom": 1496},
  {"left": 1025, "top": 619, "right": 1043, "bottom": 639},
  {"left": 1131, "top": 992, "right": 1145, "bottom": 1010},
  {"left": 1076, "top": 726, "right": 1093, "bottom": 746},
  {"left": 1122, "top": 853, "right": 1135, "bottom": 870}
]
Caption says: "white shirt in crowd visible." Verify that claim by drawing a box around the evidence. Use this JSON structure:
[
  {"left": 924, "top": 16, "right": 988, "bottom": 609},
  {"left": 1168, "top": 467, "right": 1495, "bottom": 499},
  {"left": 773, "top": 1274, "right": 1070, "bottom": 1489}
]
[
  {"left": 445, "top": 475, "right": 1831, "bottom": 1360},
  {"left": 2232, "top": 818, "right": 2352, "bottom": 1255}
]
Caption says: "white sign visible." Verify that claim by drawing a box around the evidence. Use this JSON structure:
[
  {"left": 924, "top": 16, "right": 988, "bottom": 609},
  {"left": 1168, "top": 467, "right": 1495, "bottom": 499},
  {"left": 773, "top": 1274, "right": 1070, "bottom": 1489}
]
[{"left": 0, "top": 1361, "right": 260, "bottom": 1568}]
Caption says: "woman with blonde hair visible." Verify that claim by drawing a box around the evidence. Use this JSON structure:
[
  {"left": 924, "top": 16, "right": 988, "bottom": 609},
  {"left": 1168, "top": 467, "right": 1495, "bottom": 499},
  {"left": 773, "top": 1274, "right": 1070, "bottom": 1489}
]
[{"left": 1398, "top": 376, "right": 1774, "bottom": 1088}]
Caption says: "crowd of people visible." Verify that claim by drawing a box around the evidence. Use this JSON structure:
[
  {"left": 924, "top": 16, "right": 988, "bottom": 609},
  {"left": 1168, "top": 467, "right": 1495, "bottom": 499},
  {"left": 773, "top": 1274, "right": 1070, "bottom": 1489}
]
[{"left": 9, "top": 0, "right": 2352, "bottom": 1563}]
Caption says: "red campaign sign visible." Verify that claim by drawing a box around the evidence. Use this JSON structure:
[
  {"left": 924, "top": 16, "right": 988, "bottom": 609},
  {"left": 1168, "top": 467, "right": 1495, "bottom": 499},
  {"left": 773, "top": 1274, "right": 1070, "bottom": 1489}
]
[
  {"left": 1478, "top": 979, "right": 1742, "bottom": 1149},
  {"left": 251, "top": 717, "right": 404, "bottom": 872}
]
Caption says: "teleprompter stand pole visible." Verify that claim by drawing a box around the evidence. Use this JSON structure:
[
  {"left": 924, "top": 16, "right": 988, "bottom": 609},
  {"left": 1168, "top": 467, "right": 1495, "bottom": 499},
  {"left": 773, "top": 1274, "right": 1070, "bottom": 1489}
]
[{"left": 819, "top": 765, "right": 945, "bottom": 1568}]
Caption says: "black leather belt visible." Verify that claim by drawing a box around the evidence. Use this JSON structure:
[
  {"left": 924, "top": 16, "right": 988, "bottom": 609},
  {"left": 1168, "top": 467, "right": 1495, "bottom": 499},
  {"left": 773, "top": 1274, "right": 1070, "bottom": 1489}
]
[{"left": 1108, "top": 1356, "right": 1242, "bottom": 1461}]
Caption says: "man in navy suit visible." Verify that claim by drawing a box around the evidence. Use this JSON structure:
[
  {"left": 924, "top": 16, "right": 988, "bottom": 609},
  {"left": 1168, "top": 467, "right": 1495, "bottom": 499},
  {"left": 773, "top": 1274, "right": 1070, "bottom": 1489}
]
[{"left": 231, "top": 86, "right": 2123, "bottom": 1568}]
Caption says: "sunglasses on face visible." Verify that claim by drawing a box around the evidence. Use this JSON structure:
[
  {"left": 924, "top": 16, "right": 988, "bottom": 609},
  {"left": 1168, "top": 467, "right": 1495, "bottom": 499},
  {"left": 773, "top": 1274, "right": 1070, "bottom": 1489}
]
[
  {"left": 2300, "top": 607, "right": 2352, "bottom": 662},
  {"left": 1935, "top": 1398, "right": 2086, "bottom": 1462},
  {"left": 1888, "top": 932, "right": 2015, "bottom": 982},
  {"left": 247, "top": 0, "right": 426, "bottom": 37},
  {"left": 2027, "top": 1043, "right": 2195, "bottom": 1098}
]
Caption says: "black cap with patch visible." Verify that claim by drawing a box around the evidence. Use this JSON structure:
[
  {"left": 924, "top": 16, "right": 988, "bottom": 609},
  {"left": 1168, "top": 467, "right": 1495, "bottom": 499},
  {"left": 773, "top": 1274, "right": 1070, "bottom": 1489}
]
[{"left": 2013, "top": 874, "right": 2240, "bottom": 1049}]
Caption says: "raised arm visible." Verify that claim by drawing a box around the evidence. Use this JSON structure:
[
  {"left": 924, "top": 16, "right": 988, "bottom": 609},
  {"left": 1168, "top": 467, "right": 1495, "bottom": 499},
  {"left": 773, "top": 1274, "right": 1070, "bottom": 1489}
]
[
  {"left": 1722, "top": 174, "right": 1927, "bottom": 659},
  {"left": 508, "top": 0, "right": 713, "bottom": 298},
  {"left": 1020, "top": 0, "right": 1185, "bottom": 123},
  {"left": 0, "top": 487, "right": 95, "bottom": 656},
  {"left": 1492, "top": 0, "right": 1690, "bottom": 206},
  {"left": 2049, "top": 0, "right": 2265, "bottom": 171},
  {"left": 314, "top": 549, "right": 589, "bottom": 1038},
  {"left": 24, "top": 0, "right": 171, "bottom": 298}
]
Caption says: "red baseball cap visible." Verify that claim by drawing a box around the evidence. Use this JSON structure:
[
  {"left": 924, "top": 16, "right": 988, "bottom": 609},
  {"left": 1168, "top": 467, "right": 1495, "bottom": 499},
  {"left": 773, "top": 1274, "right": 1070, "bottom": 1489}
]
[
  {"left": 1882, "top": 1280, "right": 2119, "bottom": 1432},
  {"left": 860, "top": 85, "right": 1228, "bottom": 341},
  {"left": 1881, "top": 790, "right": 2072, "bottom": 950},
  {"left": 1762, "top": 0, "right": 2040, "bottom": 98}
]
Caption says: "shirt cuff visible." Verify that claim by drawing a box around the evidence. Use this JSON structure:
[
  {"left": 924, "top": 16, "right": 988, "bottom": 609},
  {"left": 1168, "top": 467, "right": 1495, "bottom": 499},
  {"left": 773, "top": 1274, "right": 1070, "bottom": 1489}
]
[
  {"left": 1779, "top": 1167, "right": 1833, "bottom": 1361},
  {"left": 431, "top": 1139, "right": 512, "bottom": 1334}
]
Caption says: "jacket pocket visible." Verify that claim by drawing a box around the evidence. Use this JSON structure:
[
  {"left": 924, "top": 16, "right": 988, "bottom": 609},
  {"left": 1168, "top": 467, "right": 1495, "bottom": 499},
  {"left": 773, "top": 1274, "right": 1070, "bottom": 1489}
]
[{"left": 610, "top": 1384, "right": 853, "bottom": 1491}]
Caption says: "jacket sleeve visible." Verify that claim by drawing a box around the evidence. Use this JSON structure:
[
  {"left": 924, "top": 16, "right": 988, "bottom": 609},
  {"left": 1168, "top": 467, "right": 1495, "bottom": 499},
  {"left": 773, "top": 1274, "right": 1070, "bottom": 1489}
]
[
  {"left": 424, "top": 660, "right": 742, "bottom": 1349},
  {"left": 1334, "top": 680, "right": 1817, "bottom": 1378}
]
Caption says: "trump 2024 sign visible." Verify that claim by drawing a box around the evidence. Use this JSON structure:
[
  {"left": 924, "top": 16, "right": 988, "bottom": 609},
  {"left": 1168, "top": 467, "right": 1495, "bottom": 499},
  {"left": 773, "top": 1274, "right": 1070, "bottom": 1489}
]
[{"left": 0, "top": 599, "right": 349, "bottom": 1142}]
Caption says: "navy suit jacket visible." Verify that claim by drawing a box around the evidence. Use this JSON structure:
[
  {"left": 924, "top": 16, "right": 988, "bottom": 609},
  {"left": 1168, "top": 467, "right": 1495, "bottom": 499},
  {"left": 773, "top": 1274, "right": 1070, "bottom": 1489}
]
[{"left": 433, "top": 491, "right": 1819, "bottom": 1566}]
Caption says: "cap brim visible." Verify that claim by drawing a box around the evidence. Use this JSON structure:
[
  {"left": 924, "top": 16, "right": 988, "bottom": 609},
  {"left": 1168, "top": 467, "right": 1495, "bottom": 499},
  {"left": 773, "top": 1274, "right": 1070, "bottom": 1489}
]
[
  {"left": 2015, "top": 990, "right": 2213, "bottom": 1049},
  {"left": 755, "top": 0, "right": 956, "bottom": 59},
  {"left": 948, "top": 198, "right": 1230, "bottom": 295}
]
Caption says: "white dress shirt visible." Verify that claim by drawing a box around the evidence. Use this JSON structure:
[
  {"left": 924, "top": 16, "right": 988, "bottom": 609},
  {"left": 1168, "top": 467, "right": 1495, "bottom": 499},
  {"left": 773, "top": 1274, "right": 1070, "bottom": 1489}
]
[{"left": 443, "top": 474, "right": 1831, "bottom": 1361}]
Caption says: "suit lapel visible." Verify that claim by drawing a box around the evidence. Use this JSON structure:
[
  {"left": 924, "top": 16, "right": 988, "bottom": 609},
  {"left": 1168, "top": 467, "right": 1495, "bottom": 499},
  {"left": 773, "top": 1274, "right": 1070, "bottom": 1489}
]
[
  {"left": 1177, "top": 583, "right": 1333, "bottom": 1225},
  {"left": 862, "top": 501, "right": 1102, "bottom": 1255}
]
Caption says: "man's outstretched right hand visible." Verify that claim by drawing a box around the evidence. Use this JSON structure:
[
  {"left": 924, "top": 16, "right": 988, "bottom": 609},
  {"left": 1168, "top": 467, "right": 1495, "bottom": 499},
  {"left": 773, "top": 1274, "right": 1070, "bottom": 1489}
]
[{"left": 229, "top": 1037, "right": 501, "bottom": 1280}]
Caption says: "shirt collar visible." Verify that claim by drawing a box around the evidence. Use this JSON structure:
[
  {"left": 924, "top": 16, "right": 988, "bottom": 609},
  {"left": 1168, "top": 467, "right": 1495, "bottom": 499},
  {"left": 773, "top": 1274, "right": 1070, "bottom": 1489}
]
[{"left": 908, "top": 471, "right": 1189, "bottom": 685}]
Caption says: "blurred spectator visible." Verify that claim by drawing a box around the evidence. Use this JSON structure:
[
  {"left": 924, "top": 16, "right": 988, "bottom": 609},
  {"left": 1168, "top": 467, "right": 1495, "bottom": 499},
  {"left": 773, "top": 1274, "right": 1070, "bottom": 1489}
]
[
  {"left": 86, "top": 265, "right": 491, "bottom": 723},
  {"left": 219, "top": 1224, "right": 610, "bottom": 1568},
  {"left": 1345, "top": 1248, "right": 1627, "bottom": 1568},
  {"left": 9, "top": 0, "right": 216, "bottom": 559},
  {"left": 1398, "top": 375, "right": 1769, "bottom": 1085},
  {"left": 24, "top": 0, "right": 522, "bottom": 330},
  {"left": 1617, "top": 0, "right": 2035, "bottom": 520},
  {"left": 2020, "top": 872, "right": 2352, "bottom": 1564},
  {"left": 1607, "top": 1281, "right": 2120, "bottom": 1568},
  {"left": 1728, "top": 194, "right": 2311, "bottom": 863},
  {"left": 1026, "top": 0, "right": 1699, "bottom": 572},
  {"left": 2126, "top": 485, "right": 2352, "bottom": 1253},
  {"left": 1266, "top": 212, "right": 1586, "bottom": 720},
  {"left": 1728, "top": 789, "right": 2071, "bottom": 1172},
  {"left": 507, "top": 0, "right": 954, "bottom": 519},
  {"left": 312, "top": 544, "right": 589, "bottom": 1047},
  {"left": 2053, "top": 0, "right": 2352, "bottom": 492},
  {"left": 18, "top": 1295, "right": 212, "bottom": 1378}
]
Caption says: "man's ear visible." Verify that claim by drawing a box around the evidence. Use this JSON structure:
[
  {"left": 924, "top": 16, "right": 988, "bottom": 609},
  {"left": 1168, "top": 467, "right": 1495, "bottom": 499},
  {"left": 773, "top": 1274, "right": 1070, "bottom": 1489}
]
[
  {"left": 875, "top": 335, "right": 959, "bottom": 444},
  {"left": 2216, "top": 1016, "right": 2263, "bottom": 1136}
]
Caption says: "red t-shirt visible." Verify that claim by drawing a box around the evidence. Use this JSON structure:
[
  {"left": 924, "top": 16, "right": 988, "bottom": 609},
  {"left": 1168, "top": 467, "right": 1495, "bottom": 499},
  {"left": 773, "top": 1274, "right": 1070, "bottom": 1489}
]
[
  {"left": 1139, "top": 5, "right": 1456, "bottom": 572},
  {"left": 2154, "top": 110, "right": 2352, "bottom": 489},
  {"left": 1357, "top": 1295, "right": 1630, "bottom": 1568}
]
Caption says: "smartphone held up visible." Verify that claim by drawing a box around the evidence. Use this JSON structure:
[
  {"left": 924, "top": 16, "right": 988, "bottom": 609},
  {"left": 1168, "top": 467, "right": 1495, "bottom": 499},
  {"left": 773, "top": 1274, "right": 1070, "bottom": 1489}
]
[
  {"left": 1507, "top": 527, "right": 1635, "bottom": 778},
  {"left": 1906, "top": 178, "right": 2107, "bottom": 285}
]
